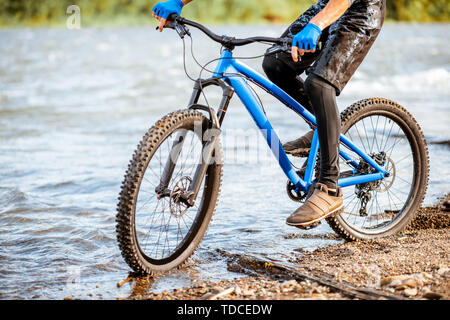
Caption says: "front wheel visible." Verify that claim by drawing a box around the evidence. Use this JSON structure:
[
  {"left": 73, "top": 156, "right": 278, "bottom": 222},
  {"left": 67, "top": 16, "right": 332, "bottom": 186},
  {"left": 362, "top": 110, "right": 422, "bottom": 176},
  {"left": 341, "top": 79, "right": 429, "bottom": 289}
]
[
  {"left": 116, "top": 109, "right": 223, "bottom": 275},
  {"left": 326, "top": 98, "right": 429, "bottom": 240}
]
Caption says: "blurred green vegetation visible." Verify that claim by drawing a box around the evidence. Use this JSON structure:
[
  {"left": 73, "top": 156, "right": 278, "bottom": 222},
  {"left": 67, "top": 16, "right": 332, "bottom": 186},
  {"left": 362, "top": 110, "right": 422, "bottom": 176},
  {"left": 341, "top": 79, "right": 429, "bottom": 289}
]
[{"left": 0, "top": 0, "right": 449, "bottom": 27}]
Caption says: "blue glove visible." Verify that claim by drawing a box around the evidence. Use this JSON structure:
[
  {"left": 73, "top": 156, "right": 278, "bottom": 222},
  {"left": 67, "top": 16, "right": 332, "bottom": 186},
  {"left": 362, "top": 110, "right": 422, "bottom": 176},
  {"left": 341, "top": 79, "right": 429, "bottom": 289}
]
[
  {"left": 292, "top": 23, "right": 322, "bottom": 51},
  {"left": 153, "top": 0, "right": 184, "bottom": 20}
]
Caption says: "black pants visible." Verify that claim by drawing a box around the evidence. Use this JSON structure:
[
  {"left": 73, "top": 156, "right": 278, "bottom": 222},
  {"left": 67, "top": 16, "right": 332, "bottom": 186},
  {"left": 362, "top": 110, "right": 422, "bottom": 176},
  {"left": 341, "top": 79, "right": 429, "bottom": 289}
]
[
  {"left": 262, "top": 0, "right": 386, "bottom": 189},
  {"left": 263, "top": 56, "right": 340, "bottom": 189}
]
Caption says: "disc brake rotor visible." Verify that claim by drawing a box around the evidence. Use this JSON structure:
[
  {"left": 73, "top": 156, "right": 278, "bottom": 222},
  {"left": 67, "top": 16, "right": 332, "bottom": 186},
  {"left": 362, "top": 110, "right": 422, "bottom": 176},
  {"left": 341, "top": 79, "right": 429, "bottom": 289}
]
[
  {"left": 376, "top": 156, "right": 396, "bottom": 193},
  {"left": 169, "top": 176, "right": 192, "bottom": 217}
]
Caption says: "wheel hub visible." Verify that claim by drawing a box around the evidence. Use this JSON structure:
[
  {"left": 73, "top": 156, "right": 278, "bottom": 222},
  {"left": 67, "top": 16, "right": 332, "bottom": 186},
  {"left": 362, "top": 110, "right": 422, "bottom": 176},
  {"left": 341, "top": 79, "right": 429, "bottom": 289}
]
[{"left": 169, "top": 176, "right": 192, "bottom": 217}]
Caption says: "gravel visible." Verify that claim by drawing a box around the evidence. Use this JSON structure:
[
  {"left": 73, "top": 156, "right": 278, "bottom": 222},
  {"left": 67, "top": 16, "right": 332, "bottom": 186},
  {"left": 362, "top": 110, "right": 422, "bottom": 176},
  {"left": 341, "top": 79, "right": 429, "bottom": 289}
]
[
  {"left": 139, "top": 276, "right": 345, "bottom": 300},
  {"left": 127, "top": 195, "right": 449, "bottom": 300}
]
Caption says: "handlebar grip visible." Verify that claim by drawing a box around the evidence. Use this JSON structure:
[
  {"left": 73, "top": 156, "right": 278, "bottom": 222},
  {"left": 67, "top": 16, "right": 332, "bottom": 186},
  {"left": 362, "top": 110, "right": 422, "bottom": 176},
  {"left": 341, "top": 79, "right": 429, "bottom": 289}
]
[
  {"left": 167, "top": 13, "right": 179, "bottom": 22},
  {"left": 154, "top": 14, "right": 181, "bottom": 31}
]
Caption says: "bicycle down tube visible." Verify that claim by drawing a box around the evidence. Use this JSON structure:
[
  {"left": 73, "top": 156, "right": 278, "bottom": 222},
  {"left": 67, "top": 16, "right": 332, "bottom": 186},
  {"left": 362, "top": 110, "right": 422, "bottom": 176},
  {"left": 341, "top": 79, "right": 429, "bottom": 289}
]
[{"left": 213, "top": 49, "right": 387, "bottom": 192}]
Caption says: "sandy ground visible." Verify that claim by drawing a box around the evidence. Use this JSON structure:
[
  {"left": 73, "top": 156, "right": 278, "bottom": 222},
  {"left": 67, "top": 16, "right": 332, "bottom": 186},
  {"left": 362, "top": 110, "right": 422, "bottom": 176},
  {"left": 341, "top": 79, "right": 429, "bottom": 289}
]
[{"left": 128, "top": 195, "right": 449, "bottom": 300}]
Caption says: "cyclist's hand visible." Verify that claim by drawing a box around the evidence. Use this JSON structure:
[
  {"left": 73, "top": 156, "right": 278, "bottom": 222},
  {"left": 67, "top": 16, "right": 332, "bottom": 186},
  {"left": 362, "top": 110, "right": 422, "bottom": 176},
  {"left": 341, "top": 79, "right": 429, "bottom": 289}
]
[
  {"left": 291, "top": 23, "right": 322, "bottom": 62},
  {"left": 152, "top": 0, "right": 184, "bottom": 32}
]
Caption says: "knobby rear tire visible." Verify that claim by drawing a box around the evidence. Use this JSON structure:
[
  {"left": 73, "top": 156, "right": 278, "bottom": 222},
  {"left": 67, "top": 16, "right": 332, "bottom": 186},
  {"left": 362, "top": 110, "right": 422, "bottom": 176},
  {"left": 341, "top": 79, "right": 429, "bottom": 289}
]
[{"left": 326, "top": 98, "right": 429, "bottom": 241}]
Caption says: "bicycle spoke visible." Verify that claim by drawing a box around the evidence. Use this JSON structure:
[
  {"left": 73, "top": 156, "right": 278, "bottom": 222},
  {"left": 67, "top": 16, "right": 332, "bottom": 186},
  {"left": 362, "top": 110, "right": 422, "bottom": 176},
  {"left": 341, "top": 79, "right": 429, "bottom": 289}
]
[
  {"left": 338, "top": 111, "right": 416, "bottom": 234},
  {"left": 360, "top": 118, "right": 373, "bottom": 153},
  {"left": 371, "top": 115, "right": 381, "bottom": 152},
  {"left": 130, "top": 123, "right": 213, "bottom": 262}
]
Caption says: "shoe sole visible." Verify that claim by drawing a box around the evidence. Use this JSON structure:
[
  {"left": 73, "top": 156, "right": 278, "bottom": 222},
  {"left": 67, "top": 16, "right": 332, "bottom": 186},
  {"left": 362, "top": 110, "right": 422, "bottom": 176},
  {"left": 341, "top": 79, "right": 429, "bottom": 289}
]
[
  {"left": 284, "top": 148, "right": 310, "bottom": 158},
  {"left": 286, "top": 203, "right": 344, "bottom": 227}
]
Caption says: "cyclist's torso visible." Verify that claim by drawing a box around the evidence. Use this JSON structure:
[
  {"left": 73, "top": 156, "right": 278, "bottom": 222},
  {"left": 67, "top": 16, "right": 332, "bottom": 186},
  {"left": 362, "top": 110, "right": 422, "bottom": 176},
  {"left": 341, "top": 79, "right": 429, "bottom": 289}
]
[
  {"left": 276, "top": 0, "right": 386, "bottom": 94},
  {"left": 286, "top": 0, "right": 385, "bottom": 38}
]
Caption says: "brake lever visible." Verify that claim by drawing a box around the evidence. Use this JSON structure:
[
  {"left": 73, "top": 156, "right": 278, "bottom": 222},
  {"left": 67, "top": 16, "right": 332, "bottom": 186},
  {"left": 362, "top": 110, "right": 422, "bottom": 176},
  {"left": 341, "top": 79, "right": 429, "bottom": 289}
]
[
  {"left": 155, "top": 22, "right": 190, "bottom": 38},
  {"left": 154, "top": 14, "right": 190, "bottom": 39}
]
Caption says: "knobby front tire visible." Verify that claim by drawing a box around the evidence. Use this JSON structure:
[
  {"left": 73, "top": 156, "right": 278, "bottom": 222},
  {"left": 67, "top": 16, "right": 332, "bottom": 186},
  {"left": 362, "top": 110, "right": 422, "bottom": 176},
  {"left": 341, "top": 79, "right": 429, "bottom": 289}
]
[{"left": 116, "top": 110, "right": 222, "bottom": 275}]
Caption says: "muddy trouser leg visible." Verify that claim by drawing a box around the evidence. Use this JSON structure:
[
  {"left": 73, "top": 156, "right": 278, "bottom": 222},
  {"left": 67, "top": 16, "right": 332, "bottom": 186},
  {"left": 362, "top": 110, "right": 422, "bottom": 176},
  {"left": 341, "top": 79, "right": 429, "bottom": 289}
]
[
  {"left": 304, "top": 74, "right": 340, "bottom": 190},
  {"left": 262, "top": 54, "right": 315, "bottom": 115}
]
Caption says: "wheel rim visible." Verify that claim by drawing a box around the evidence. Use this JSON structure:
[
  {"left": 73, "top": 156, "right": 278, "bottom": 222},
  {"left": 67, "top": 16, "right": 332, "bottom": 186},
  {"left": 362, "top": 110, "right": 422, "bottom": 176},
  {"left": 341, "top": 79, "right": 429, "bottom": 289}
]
[
  {"left": 134, "top": 126, "right": 207, "bottom": 264},
  {"left": 338, "top": 112, "right": 417, "bottom": 235}
]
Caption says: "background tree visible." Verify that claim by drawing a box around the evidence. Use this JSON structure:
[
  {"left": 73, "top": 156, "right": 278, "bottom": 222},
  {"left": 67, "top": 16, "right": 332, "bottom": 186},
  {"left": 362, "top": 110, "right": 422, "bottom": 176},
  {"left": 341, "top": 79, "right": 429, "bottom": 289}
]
[{"left": 0, "top": 0, "right": 448, "bottom": 26}]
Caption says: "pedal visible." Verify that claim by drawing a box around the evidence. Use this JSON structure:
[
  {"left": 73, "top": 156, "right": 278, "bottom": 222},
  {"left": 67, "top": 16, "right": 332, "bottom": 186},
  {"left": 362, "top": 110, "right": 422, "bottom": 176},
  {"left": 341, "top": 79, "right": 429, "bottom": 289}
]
[{"left": 294, "top": 221, "right": 321, "bottom": 230}]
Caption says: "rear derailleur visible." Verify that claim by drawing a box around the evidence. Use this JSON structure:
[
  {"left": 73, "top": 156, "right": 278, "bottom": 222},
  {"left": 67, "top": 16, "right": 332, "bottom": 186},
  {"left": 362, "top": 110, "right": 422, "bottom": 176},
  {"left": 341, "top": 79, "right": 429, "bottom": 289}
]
[{"left": 355, "top": 152, "right": 387, "bottom": 216}]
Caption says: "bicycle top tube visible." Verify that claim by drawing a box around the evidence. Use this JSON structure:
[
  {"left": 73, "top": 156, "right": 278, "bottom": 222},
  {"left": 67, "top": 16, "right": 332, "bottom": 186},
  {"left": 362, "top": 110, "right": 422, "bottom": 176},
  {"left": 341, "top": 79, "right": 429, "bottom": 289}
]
[{"left": 165, "top": 14, "right": 288, "bottom": 49}]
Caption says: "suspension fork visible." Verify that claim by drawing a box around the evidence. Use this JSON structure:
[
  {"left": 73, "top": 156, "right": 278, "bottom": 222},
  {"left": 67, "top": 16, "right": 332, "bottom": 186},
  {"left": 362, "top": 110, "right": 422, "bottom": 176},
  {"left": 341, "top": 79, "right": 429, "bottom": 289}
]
[
  {"left": 156, "top": 78, "right": 234, "bottom": 205},
  {"left": 187, "top": 77, "right": 235, "bottom": 125}
]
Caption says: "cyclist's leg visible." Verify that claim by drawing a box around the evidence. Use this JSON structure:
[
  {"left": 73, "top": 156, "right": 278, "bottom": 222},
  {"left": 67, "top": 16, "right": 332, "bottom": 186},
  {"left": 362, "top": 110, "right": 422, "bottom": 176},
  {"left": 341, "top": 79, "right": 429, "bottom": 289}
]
[
  {"left": 262, "top": 52, "right": 319, "bottom": 156},
  {"left": 286, "top": 0, "right": 386, "bottom": 227},
  {"left": 304, "top": 74, "right": 340, "bottom": 190},
  {"left": 263, "top": 53, "right": 319, "bottom": 157},
  {"left": 304, "top": 0, "right": 386, "bottom": 188},
  {"left": 262, "top": 4, "right": 329, "bottom": 157},
  {"left": 286, "top": 76, "right": 344, "bottom": 227}
]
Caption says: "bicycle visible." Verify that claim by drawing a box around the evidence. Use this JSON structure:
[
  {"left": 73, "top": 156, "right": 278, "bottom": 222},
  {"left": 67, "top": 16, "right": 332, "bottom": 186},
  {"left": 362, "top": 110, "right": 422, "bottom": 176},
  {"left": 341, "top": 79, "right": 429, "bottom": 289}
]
[{"left": 116, "top": 15, "right": 429, "bottom": 275}]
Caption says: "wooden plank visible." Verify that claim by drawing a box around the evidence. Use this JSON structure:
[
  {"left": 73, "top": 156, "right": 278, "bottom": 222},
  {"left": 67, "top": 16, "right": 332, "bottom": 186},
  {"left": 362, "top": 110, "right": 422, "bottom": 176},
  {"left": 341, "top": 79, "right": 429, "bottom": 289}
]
[{"left": 219, "top": 250, "right": 406, "bottom": 300}]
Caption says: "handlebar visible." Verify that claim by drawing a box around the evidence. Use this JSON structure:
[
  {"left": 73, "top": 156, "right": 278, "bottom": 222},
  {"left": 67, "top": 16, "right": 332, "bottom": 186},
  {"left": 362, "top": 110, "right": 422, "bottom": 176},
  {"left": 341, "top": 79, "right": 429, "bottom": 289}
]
[
  {"left": 165, "top": 14, "right": 288, "bottom": 49},
  {"left": 162, "top": 14, "right": 321, "bottom": 55}
]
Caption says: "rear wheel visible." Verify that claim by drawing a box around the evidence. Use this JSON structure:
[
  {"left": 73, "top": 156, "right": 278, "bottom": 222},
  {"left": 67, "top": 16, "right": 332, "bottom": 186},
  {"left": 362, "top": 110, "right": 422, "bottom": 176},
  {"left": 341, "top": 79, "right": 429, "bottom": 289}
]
[
  {"left": 116, "top": 110, "right": 222, "bottom": 274},
  {"left": 326, "top": 98, "right": 429, "bottom": 240}
]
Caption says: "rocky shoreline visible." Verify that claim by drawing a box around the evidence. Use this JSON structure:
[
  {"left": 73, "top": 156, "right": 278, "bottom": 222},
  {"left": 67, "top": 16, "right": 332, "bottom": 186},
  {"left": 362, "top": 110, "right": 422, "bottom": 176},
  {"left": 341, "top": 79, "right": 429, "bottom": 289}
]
[{"left": 126, "top": 195, "right": 449, "bottom": 300}]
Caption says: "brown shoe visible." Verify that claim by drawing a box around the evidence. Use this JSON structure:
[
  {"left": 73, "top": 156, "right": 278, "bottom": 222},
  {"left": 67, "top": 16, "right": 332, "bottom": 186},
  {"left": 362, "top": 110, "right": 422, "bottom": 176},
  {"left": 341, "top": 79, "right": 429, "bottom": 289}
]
[
  {"left": 286, "top": 183, "right": 343, "bottom": 227},
  {"left": 283, "top": 130, "right": 314, "bottom": 157}
]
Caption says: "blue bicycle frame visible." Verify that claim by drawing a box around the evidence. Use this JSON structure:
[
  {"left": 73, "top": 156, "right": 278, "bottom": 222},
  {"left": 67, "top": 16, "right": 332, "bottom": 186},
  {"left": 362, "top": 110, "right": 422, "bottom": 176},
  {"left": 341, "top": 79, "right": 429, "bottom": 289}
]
[{"left": 209, "top": 49, "right": 387, "bottom": 193}]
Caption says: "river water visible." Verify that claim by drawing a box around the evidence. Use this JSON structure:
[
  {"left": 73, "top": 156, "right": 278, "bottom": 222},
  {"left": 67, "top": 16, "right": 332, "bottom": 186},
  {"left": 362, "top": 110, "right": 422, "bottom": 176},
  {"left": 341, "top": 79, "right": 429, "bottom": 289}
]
[{"left": 0, "top": 23, "right": 449, "bottom": 299}]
